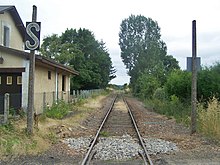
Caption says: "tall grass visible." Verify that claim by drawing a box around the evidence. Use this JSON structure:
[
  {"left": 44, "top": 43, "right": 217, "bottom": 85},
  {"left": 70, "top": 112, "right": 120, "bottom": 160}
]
[
  {"left": 198, "top": 97, "right": 220, "bottom": 140},
  {"left": 144, "top": 93, "right": 191, "bottom": 124}
]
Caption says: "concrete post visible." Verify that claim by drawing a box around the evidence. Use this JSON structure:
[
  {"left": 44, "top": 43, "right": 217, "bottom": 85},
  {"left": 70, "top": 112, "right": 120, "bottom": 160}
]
[
  {"left": 53, "top": 91, "right": 56, "bottom": 103},
  {"left": 4, "top": 93, "right": 9, "bottom": 124},
  {"left": 43, "top": 92, "right": 46, "bottom": 112}
]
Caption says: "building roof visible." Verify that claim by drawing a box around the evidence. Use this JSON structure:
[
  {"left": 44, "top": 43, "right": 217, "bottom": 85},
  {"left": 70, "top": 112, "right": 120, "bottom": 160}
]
[
  {"left": 35, "top": 55, "right": 79, "bottom": 75},
  {"left": 0, "top": 45, "right": 79, "bottom": 75},
  {"left": 0, "top": 6, "right": 26, "bottom": 41}
]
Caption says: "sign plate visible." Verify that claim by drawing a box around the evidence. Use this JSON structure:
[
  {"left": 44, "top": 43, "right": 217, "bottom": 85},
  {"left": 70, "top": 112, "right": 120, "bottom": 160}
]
[{"left": 25, "top": 22, "right": 41, "bottom": 50}]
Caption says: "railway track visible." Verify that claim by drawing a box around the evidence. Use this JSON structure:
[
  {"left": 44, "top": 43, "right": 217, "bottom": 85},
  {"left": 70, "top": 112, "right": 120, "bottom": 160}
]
[{"left": 81, "top": 94, "right": 153, "bottom": 165}]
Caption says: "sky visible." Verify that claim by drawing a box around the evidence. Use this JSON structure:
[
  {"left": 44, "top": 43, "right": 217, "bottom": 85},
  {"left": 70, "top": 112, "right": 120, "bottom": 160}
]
[{"left": 1, "top": 0, "right": 220, "bottom": 85}]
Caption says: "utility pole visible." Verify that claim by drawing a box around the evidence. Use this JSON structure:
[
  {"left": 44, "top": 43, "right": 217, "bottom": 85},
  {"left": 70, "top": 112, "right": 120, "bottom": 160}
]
[
  {"left": 27, "top": 6, "right": 37, "bottom": 135},
  {"left": 191, "top": 20, "right": 197, "bottom": 134}
]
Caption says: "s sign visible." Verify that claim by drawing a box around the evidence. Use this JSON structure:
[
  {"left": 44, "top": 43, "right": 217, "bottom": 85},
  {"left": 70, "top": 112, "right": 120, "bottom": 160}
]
[{"left": 25, "top": 22, "right": 41, "bottom": 50}]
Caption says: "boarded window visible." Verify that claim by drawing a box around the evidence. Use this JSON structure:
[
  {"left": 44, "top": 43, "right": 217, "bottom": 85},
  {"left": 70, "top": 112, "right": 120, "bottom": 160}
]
[
  {"left": 7, "top": 76, "right": 12, "bottom": 85},
  {"left": 62, "top": 75, "right": 66, "bottom": 91},
  {"left": 17, "top": 76, "right": 22, "bottom": 85},
  {"left": 48, "top": 71, "right": 51, "bottom": 80},
  {"left": 3, "top": 26, "right": 10, "bottom": 47}
]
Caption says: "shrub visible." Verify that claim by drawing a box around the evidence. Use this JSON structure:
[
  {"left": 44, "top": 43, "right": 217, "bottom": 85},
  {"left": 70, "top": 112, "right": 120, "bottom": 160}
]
[
  {"left": 135, "top": 73, "right": 160, "bottom": 99},
  {"left": 45, "top": 100, "right": 71, "bottom": 119},
  {"left": 165, "top": 70, "right": 191, "bottom": 102},
  {"left": 198, "top": 64, "right": 220, "bottom": 102},
  {"left": 153, "top": 88, "right": 167, "bottom": 101}
]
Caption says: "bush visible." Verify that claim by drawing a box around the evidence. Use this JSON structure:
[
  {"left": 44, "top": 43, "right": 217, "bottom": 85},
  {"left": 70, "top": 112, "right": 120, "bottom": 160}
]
[
  {"left": 45, "top": 100, "right": 72, "bottom": 119},
  {"left": 153, "top": 88, "right": 167, "bottom": 101},
  {"left": 198, "top": 64, "right": 220, "bottom": 102},
  {"left": 165, "top": 70, "right": 191, "bottom": 102},
  {"left": 135, "top": 73, "right": 160, "bottom": 99}
]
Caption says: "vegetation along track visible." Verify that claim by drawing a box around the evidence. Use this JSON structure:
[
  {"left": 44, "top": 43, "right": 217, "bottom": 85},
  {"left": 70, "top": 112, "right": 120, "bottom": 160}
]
[{"left": 81, "top": 94, "right": 153, "bottom": 165}]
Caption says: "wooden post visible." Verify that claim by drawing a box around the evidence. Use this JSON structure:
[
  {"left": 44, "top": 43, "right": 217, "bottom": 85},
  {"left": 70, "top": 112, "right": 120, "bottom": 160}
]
[
  {"left": 27, "top": 6, "right": 37, "bottom": 135},
  {"left": 191, "top": 20, "right": 197, "bottom": 134},
  {"left": 3, "top": 93, "right": 9, "bottom": 124}
]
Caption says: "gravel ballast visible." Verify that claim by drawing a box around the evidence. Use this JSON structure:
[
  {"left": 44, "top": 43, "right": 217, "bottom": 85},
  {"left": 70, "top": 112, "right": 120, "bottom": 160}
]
[{"left": 64, "top": 134, "right": 178, "bottom": 161}]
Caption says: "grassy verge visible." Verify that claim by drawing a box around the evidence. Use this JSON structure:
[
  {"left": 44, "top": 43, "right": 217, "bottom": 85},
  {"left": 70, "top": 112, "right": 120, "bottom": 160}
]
[
  {"left": 0, "top": 119, "right": 50, "bottom": 159},
  {"left": 0, "top": 91, "right": 109, "bottom": 160},
  {"left": 144, "top": 95, "right": 191, "bottom": 125},
  {"left": 144, "top": 95, "right": 220, "bottom": 141}
]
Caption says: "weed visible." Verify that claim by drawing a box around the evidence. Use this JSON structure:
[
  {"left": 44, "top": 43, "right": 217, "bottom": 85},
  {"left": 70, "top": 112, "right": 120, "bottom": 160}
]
[
  {"left": 46, "top": 132, "right": 58, "bottom": 144},
  {"left": 99, "top": 131, "right": 109, "bottom": 137},
  {"left": 0, "top": 124, "right": 45, "bottom": 158},
  {"left": 9, "top": 108, "right": 16, "bottom": 116},
  {"left": 1, "top": 122, "right": 14, "bottom": 132},
  {"left": 45, "top": 100, "right": 71, "bottom": 119},
  {"left": 25, "top": 140, "right": 37, "bottom": 151}
]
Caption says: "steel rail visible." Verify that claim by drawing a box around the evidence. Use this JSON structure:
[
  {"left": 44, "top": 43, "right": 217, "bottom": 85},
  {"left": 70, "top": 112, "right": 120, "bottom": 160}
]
[
  {"left": 81, "top": 94, "right": 118, "bottom": 165},
  {"left": 123, "top": 97, "right": 153, "bottom": 165}
]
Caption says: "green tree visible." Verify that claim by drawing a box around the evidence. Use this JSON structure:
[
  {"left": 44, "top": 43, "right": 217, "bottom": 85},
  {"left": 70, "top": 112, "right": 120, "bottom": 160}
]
[
  {"left": 119, "top": 15, "right": 179, "bottom": 97},
  {"left": 40, "top": 28, "right": 116, "bottom": 90},
  {"left": 40, "top": 34, "right": 62, "bottom": 60},
  {"left": 119, "top": 15, "right": 162, "bottom": 75}
]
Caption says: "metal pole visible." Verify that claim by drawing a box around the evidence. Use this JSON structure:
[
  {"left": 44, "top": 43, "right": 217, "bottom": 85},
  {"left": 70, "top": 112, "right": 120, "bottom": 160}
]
[
  {"left": 27, "top": 5, "right": 37, "bottom": 134},
  {"left": 191, "top": 20, "right": 197, "bottom": 134}
]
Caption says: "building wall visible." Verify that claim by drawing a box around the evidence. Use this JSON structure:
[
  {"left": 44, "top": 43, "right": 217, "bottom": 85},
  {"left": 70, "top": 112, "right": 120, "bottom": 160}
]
[
  {"left": 34, "top": 65, "right": 71, "bottom": 114},
  {"left": 0, "top": 50, "right": 25, "bottom": 67},
  {"left": 0, "top": 8, "right": 74, "bottom": 114},
  {"left": 0, "top": 51, "right": 73, "bottom": 114},
  {"left": 0, "top": 11, "right": 24, "bottom": 50},
  {"left": 35, "top": 65, "right": 56, "bottom": 93},
  {"left": 34, "top": 65, "right": 56, "bottom": 114},
  {"left": 0, "top": 50, "right": 29, "bottom": 112},
  {"left": 56, "top": 72, "right": 71, "bottom": 102}
]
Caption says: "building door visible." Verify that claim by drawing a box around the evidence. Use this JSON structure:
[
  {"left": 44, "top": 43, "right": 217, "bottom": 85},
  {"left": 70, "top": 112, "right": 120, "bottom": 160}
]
[{"left": 0, "top": 73, "right": 22, "bottom": 114}]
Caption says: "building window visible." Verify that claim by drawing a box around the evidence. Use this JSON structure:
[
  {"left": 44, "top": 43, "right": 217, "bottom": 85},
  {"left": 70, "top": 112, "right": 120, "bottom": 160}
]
[
  {"left": 48, "top": 71, "right": 51, "bottom": 80},
  {"left": 3, "top": 26, "right": 10, "bottom": 47},
  {"left": 62, "top": 75, "right": 66, "bottom": 91},
  {"left": 7, "top": 76, "right": 12, "bottom": 85},
  {"left": 17, "top": 76, "right": 22, "bottom": 85},
  {"left": 0, "top": 76, "right": 1, "bottom": 85}
]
